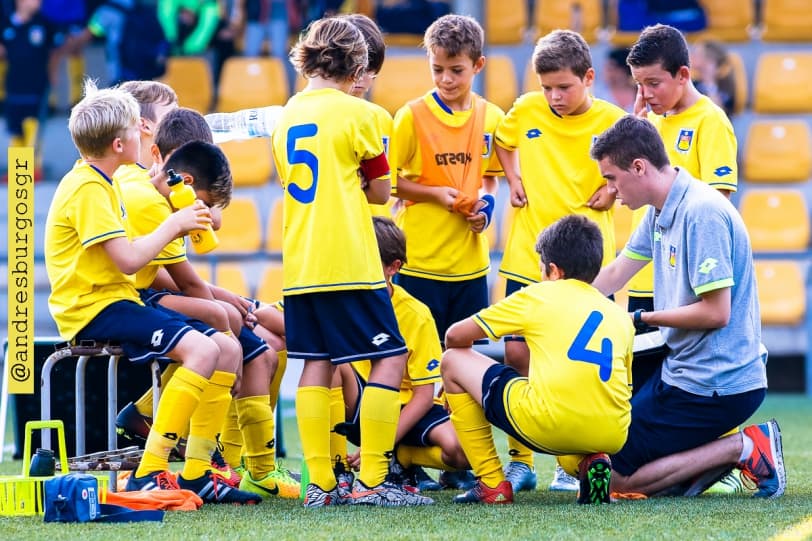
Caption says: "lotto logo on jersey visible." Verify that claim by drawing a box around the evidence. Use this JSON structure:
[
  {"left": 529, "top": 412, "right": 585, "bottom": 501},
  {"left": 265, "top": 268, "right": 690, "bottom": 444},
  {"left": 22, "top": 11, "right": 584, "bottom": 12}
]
[
  {"left": 482, "top": 133, "right": 493, "bottom": 157},
  {"left": 675, "top": 129, "right": 694, "bottom": 154},
  {"left": 526, "top": 128, "right": 542, "bottom": 139}
]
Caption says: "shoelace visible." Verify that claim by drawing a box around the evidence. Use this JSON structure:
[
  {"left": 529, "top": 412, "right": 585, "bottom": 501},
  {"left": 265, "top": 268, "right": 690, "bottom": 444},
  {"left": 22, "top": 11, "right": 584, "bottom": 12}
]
[
  {"left": 155, "top": 471, "right": 180, "bottom": 490},
  {"left": 208, "top": 471, "right": 230, "bottom": 499}
]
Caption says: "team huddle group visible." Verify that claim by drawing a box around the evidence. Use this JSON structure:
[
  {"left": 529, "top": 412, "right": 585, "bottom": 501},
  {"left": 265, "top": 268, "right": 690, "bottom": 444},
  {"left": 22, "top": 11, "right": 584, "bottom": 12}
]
[{"left": 43, "top": 11, "right": 786, "bottom": 509}]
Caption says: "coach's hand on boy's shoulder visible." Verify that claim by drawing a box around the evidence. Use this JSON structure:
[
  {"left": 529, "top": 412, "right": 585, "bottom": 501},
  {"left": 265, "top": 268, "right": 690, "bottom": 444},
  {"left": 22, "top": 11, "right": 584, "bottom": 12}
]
[{"left": 170, "top": 200, "right": 212, "bottom": 237}]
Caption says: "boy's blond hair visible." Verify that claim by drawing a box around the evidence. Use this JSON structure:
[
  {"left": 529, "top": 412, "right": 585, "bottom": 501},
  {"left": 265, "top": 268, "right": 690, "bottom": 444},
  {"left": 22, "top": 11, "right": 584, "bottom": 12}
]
[
  {"left": 423, "top": 14, "right": 484, "bottom": 63},
  {"left": 69, "top": 80, "right": 140, "bottom": 159},
  {"left": 533, "top": 29, "right": 593, "bottom": 78},
  {"left": 119, "top": 80, "right": 178, "bottom": 122}
]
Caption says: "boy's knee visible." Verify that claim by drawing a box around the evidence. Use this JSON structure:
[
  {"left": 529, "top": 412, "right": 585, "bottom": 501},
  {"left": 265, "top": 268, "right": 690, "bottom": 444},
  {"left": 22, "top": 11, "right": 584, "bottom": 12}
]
[{"left": 214, "top": 332, "right": 242, "bottom": 372}]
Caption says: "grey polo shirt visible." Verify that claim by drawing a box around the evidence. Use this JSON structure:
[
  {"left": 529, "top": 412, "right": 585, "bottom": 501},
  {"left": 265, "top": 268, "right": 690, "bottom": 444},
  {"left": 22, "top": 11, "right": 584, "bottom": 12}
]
[{"left": 623, "top": 168, "right": 767, "bottom": 396}]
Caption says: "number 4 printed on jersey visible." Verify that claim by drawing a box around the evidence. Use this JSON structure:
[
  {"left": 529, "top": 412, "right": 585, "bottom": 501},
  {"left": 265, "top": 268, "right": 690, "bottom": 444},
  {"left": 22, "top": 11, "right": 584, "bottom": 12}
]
[{"left": 567, "top": 311, "right": 613, "bottom": 382}]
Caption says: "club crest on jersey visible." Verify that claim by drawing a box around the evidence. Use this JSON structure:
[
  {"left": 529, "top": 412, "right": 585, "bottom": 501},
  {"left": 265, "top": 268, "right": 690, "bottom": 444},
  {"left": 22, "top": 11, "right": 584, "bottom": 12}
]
[
  {"left": 675, "top": 129, "right": 694, "bottom": 154},
  {"left": 482, "top": 133, "right": 493, "bottom": 157},
  {"left": 669, "top": 245, "right": 677, "bottom": 268}
]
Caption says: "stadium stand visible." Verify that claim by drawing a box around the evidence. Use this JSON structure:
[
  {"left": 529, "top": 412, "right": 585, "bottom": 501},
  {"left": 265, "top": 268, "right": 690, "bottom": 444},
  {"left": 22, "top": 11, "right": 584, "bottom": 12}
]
[
  {"left": 753, "top": 52, "right": 812, "bottom": 114},
  {"left": 486, "top": 0, "right": 529, "bottom": 45},
  {"left": 485, "top": 54, "right": 519, "bottom": 112},
  {"left": 255, "top": 263, "right": 284, "bottom": 302},
  {"left": 739, "top": 189, "right": 811, "bottom": 252},
  {"left": 215, "top": 197, "right": 264, "bottom": 254},
  {"left": 761, "top": 0, "right": 812, "bottom": 42},
  {"left": 265, "top": 197, "right": 284, "bottom": 253},
  {"left": 213, "top": 262, "right": 251, "bottom": 298},
  {"left": 159, "top": 57, "right": 213, "bottom": 113},
  {"left": 699, "top": 0, "right": 755, "bottom": 42},
  {"left": 219, "top": 138, "right": 275, "bottom": 187},
  {"left": 535, "top": 0, "right": 602, "bottom": 43},
  {"left": 369, "top": 54, "right": 433, "bottom": 115},
  {"left": 216, "top": 57, "right": 289, "bottom": 112},
  {"left": 743, "top": 120, "right": 812, "bottom": 183},
  {"left": 754, "top": 260, "right": 808, "bottom": 326}
]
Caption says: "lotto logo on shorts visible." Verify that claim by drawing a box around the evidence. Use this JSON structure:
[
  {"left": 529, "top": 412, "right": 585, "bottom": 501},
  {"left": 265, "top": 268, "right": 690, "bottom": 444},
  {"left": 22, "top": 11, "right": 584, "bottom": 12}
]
[{"left": 371, "top": 333, "right": 390, "bottom": 346}]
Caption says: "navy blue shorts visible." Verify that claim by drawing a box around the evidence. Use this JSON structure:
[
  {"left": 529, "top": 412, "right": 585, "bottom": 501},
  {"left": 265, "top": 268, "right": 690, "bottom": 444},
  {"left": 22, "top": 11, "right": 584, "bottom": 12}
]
[
  {"left": 611, "top": 373, "right": 766, "bottom": 476},
  {"left": 393, "top": 274, "right": 488, "bottom": 344},
  {"left": 5, "top": 94, "right": 48, "bottom": 136},
  {"left": 503, "top": 278, "right": 529, "bottom": 343},
  {"left": 238, "top": 326, "right": 269, "bottom": 364},
  {"left": 139, "top": 287, "right": 174, "bottom": 305},
  {"left": 343, "top": 371, "right": 449, "bottom": 447},
  {"left": 76, "top": 300, "right": 202, "bottom": 363},
  {"left": 284, "top": 289, "right": 407, "bottom": 364},
  {"left": 480, "top": 363, "right": 544, "bottom": 453}
]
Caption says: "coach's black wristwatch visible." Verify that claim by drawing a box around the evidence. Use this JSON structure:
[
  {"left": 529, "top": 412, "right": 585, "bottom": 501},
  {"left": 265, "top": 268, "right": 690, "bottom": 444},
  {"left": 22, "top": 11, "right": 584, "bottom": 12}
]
[{"left": 633, "top": 309, "right": 647, "bottom": 332}]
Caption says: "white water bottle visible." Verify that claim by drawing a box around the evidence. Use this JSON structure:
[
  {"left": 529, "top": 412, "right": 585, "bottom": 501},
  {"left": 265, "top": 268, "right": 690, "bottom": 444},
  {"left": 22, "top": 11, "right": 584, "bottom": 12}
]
[{"left": 205, "top": 105, "right": 284, "bottom": 144}]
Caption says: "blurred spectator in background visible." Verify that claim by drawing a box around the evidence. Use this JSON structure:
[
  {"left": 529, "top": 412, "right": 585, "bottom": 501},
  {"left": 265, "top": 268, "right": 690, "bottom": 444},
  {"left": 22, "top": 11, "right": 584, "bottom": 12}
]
[
  {"left": 603, "top": 47, "right": 636, "bottom": 112},
  {"left": 41, "top": 0, "right": 86, "bottom": 107},
  {"left": 234, "top": 0, "right": 288, "bottom": 58},
  {"left": 1, "top": 0, "right": 65, "bottom": 177},
  {"left": 691, "top": 39, "right": 736, "bottom": 118},
  {"left": 158, "top": 0, "right": 235, "bottom": 83},
  {"left": 374, "top": 0, "right": 450, "bottom": 35},
  {"left": 615, "top": 0, "right": 706, "bottom": 33}
]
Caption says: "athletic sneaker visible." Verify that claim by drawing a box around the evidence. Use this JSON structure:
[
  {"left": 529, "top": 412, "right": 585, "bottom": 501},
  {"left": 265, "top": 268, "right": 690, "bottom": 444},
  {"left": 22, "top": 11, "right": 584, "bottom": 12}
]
[
  {"left": 577, "top": 453, "right": 612, "bottom": 505},
  {"left": 407, "top": 466, "right": 442, "bottom": 492},
  {"left": 210, "top": 449, "right": 242, "bottom": 488},
  {"left": 303, "top": 483, "right": 341, "bottom": 508},
  {"left": 239, "top": 466, "right": 300, "bottom": 499},
  {"left": 347, "top": 479, "right": 434, "bottom": 507},
  {"left": 333, "top": 460, "right": 355, "bottom": 499},
  {"left": 738, "top": 419, "right": 786, "bottom": 499},
  {"left": 680, "top": 464, "right": 735, "bottom": 497},
  {"left": 438, "top": 469, "right": 477, "bottom": 491},
  {"left": 177, "top": 470, "right": 262, "bottom": 505},
  {"left": 504, "top": 461, "right": 538, "bottom": 493},
  {"left": 124, "top": 470, "right": 180, "bottom": 491},
  {"left": 115, "top": 401, "right": 187, "bottom": 460},
  {"left": 548, "top": 465, "right": 579, "bottom": 492},
  {"left": 452, "top": 479, "right": 513, "bottom": 504}
]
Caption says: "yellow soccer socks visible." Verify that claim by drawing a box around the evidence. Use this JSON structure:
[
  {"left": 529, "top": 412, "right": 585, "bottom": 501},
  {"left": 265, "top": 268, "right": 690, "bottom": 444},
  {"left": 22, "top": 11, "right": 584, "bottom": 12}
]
[{"left": 446, "top": 392, "right": 504, "bottom": 488}]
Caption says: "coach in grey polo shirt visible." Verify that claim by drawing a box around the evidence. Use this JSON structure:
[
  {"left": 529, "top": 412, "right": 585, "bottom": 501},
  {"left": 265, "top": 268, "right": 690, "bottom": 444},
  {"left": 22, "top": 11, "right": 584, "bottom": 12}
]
[{"left": 588, "top": 116, "right": 785, "bottom": 499}]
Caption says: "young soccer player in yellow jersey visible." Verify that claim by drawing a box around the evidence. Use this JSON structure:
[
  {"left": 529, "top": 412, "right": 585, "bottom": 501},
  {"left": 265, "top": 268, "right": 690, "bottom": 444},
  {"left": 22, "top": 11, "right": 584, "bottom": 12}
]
[
  {"left": 442, "top": 214, "right": 634, "bottom": 505},
  {"left": 332, "top": 218, "right": 470, "bottom": 489},
  {"left": 117, "top": 104, "right": 299, "bottom": 499},
  {"left": 272, "top": 16, "right": 432, "bottom": 508},
  {"left": 625, "top": 23, "right": 738, "bottom": 323},
  {"left": 493, "top": 29, "right": 626, "bottom": 494},
  {"left": 391, "top": 13, "right": 503, "bottom": 347},
  {"left": 44, "top": 81, "right": 259, "bottom": 504}
]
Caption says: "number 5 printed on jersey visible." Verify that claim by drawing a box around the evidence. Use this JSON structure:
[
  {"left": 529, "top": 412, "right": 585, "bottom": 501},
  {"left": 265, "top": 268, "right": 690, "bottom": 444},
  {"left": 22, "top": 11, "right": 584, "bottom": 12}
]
[
  {"left": 567, "top": 311, "right": 614, "bottom": 382},
  {"left": 286, "top": 123, "right": 319, "bottom": 203}
]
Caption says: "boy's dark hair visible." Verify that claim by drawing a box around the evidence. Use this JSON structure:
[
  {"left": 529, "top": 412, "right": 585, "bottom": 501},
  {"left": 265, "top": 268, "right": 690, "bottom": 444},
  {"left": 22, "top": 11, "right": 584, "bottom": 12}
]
[
  {"left": 154, "top": 107, "right": 213, "bottom": 158},
  {"left": 423, "top": 14, "right": 483, "bottom": 63},
  {"left": 345, "top": 13, "right": 385, "bottom": 74},
  {"left": 627, "top": 24, "right": 690, "bottom": 77},
  {"left": 290, "top": 17, "right": 368, "bottom": 82},
  {"left": 163, "top": 141, "right": 232, "bottom": 208},
  {"left": 118, "top": 80, "right": 177, "bottom": 121},
  {"left": 590, "top": 115, "right": 670, "bottom": 171},
  {"left": 373, "top": 216, "right": 407, "bottom": 266},
  {"left": 535, "top": 215, "right": 603, "bottom": 284},
  {"left": 532, "top": 29, "right": 593, "bottom": 78}
]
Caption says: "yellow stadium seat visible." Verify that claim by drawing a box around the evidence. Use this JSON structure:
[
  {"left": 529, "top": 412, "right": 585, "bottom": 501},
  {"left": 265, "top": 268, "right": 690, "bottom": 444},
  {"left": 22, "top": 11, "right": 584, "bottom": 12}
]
[
  {"left": 739, "top": 189, "right": 810, "bottom": 252},
  {"left": 485, "top": 55, "right": 519, "bottom": 112},
  {"left": 491, "top": 273, "right": 507, "bottom": 305},
  {"left": 754, "top": 260, "right": 806, "bottom": 326},
  {"left": 762, "top": 0, "right": 812, "bottom": 42},
  {"left": 698, "top": 0, "right": 754, "bottom": 42},
  {"left": 382, "top": 33, "right": 423, "bottom": 47},
  {"left": 213, "top": 263, "right": 251, "bottom": 298},
  {"left": 535, "top": 0, "right": 603, "bottom": 43},
  {"left": 613, "top": 201, "right": 635, "bottom": 252},
  {"left": 487, "top": 0, "right": 529, "bottom": 45},
  {"left": 160, "top": 57, "right": 213, "bottom": 113},
  {"left": 216, "top": 57, "right": 289, "bottom": 112},
  {"left": 522, "top": 60, "right": 539, "bottom": 94},
  {"left": 219, "top": 138, "right": 274, "bottom": 186},
  {"left": 370, "top": 55, "right": 432, "bottom": 116},
  {"left": 753, "top": 52, "right": 812, "bottom": 114},
  {"left": 265, "top": 197, "right": 284, "bottom": 252},
  {"left": 217, "top": 197, "right": 263, "bottom": 253},
  {"left": 255, "top": 264, "right": 284, "bottom": 302},
  {"left": 744, "top": 120, "right": 812, "bottom": 183}
]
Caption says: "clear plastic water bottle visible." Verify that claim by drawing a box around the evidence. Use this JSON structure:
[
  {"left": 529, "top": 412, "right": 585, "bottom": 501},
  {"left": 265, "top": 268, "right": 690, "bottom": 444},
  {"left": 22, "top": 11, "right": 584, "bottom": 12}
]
[{"left": 205, "top": 105, "right": 284, "bottom": 144}]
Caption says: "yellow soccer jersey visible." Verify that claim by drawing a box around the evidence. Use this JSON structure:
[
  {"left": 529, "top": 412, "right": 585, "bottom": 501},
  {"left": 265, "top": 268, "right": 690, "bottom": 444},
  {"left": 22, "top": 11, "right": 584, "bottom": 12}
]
[
  {"left": 368, "top": 101, "right": 397, "bottom": 217},
  {"left": 45, "top": 161, "right": 141, "bottom": 339},
  {"left": 272, "top": 88, "right": 387, "bottom": 294},
  {"left": 116, "top": 163, "right": 187, "bottom": 289},
  {"left": 496, "top": 94, "right": 625, "bottom": 284},
  {"left": 474, "top": 279, "right": 633, "bottom": 454},
  {"left": 352, "top": 284, "right": 442, "bottom": 405},
  {"left": 392, "top": 90, "right": 504, "bottom": 281},
  {"left": 628, "top": 95, "right": 738, "bottom": 297}
]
